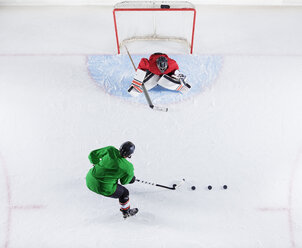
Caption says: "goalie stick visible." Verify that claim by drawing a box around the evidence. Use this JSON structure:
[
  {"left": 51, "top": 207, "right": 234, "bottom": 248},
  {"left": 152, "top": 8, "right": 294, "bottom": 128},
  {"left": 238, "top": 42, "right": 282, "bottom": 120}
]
[
  {"left": 180, "top": 77, "right": 191, "bottom": 89},
  {"left": 125, "top": 46, "right": 168, "bottom": 112}
]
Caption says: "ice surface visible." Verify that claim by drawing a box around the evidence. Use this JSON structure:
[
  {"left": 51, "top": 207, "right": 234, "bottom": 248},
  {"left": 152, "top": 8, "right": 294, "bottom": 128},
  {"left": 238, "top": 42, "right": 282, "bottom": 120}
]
[{"left": 0, "top": 5, "right": 302, "bottom": 248}]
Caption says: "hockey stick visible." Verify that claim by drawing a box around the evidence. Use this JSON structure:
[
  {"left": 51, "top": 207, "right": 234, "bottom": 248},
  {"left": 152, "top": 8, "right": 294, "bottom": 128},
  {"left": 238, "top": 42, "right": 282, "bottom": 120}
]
[
  {"left": 180, "top": 77, "right": 191, "bottom": 89},
  {"left": 124, "top": 46, "right": 168, "bottom": 112},
  {"left": 136, "top": 178, "right": 185, "bottom": 190}
]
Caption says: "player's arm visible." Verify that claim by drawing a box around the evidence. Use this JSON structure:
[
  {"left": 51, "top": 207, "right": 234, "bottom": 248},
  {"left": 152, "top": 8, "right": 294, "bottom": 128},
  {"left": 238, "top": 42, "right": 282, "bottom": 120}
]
[
  {"left": 168, "top": 59, "right": 186, "bottom": 81},
  {"left": 88, "top": 146, "right": 111, "bottom": 165},
  {"left": 129, "top": 176, "right": 136, "bottom": 184},
  {"left": 120, "top": 165, "right": 135, "bottom": 185},
  {"left": 120, "top": 173, "right": 135, "bottom": 185},
  {"left": 137, "top": 58, "right": 149, "bottom": 71},
  {"left": 167, "top": 58, "right": 179, "bottom": 75}
]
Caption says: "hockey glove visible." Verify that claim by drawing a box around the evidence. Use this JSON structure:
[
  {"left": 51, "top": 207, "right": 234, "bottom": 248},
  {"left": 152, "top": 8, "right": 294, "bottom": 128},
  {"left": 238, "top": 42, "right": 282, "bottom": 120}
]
[
  {"left": 129, "top": 176, "right": 136, "bottom": 184},
  {"left": 173, "top": 70, "right": 186, "bottom": 80}
]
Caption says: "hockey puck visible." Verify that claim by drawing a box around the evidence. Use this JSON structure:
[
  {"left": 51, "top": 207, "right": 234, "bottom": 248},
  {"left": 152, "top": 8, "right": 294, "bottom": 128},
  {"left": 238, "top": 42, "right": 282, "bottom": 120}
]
[
  {"left": 160, "top": 4, "right": 170, "bottom": 9},
  {"left": 191, "top": 186, "right": 196, "bottom": 190},
  {"left": 208, "top": 185, "right": 212, "bottom": 190},
  {"left": 173, "top": 184, "right": 177, "bottom": 188},
  {"left": 223, "top": 185, "right": 228, "bottom": 189}
]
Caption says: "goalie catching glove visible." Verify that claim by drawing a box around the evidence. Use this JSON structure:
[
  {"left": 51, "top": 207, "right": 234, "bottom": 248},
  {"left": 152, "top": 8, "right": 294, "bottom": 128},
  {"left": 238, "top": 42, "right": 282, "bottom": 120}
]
[
  {"left": 173, "top": 70, "right": 186, "bottom": 80},
  {"left": 173, "top": 70, "right": 191, "bottom": 89}
]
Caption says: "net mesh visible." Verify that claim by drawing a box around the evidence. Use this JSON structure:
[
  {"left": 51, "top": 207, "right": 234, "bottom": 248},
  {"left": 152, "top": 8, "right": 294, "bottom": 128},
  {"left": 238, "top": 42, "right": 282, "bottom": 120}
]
[{"left": 113, "top": 1, "right": 196, "bottom": 54}]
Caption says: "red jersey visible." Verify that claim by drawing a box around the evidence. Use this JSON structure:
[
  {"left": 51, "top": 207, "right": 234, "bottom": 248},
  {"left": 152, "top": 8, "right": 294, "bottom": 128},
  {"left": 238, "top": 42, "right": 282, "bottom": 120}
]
[{"left": 137, "top": 53, "right": 179, "bottom": 76}]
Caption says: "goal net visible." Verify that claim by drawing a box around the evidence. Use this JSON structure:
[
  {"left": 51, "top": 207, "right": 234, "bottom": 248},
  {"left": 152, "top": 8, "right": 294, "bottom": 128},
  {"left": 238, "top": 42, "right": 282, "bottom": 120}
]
[{"left": 113, "top": 1, "right": 196, "bottom": 54}]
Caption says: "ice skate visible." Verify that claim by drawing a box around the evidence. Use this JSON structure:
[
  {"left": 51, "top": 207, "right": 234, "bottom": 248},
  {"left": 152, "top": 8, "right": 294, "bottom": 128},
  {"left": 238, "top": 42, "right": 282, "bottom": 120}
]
[{"left": 120, "top": 208, "right": 139, "bottom": 219}]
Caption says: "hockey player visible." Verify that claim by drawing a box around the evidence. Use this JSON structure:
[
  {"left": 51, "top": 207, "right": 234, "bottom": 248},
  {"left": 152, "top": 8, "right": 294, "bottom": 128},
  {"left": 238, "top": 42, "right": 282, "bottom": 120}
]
[
  {"left": 86, "top": 141, "right": 138, "bottom": 219},
  {"left": 128, "top": 52, "right": 191, "bottom": 96}
]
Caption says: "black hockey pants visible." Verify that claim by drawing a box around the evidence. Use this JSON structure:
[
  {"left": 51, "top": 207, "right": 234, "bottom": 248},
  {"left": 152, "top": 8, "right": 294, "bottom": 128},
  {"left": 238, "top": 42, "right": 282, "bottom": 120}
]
[{"left": 108, "top": 184, "right": 129, "bottom": 204}]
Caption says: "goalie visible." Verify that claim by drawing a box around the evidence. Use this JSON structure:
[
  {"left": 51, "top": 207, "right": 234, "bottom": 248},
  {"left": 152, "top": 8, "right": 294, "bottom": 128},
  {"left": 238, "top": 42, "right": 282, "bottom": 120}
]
[{"left": 128, "top": 53, "right": 191, "bottom": 96}]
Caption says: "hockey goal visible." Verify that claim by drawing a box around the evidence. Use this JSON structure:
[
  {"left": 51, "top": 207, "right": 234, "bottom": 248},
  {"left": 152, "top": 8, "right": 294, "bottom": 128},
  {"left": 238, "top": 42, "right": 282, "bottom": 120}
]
[{"left": 113, "top": 1, "right": 196, "bottom": 54}]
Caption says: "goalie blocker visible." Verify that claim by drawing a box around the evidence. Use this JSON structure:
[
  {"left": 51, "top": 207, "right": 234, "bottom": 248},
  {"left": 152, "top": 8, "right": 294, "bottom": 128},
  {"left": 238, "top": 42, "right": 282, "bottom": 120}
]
[{"left": 128, "top": 69, "right": 191, "bottom": 96}]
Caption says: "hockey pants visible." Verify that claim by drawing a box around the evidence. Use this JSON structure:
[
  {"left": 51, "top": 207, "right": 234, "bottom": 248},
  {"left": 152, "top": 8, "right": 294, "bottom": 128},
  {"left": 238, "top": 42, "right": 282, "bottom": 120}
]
[{"left": 109, "top": 184, "right": 130, "bottom": 211}]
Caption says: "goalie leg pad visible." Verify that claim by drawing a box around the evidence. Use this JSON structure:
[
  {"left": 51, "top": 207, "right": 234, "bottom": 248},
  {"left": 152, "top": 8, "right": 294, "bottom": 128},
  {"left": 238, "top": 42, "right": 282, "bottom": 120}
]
[
  {"left": 128, "top": 69, "right": 146, "bottom": 96},
  {"left": 128, "top": 69, "right": 159, "bottom": 96},
  {"left": 128, "top": 85, "right": 142, "bottom": 97},
  {"left": 143, "top": 71, "right": 160, "bottom": 91},
  {"left": 157, "top": 74, "right": 190, "bottom": 93},
  {"left": 157, "top": 74, "right": 181, "bottom": 90},
  {"left": 158, "top": 75, "right": 191, "bottom": 93}
]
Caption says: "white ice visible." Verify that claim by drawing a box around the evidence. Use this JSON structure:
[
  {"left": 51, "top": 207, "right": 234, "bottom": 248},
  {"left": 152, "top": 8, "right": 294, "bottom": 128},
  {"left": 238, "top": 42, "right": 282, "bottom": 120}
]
[{"left": 1, "top": 5, "right": 302, "bottom": 248}]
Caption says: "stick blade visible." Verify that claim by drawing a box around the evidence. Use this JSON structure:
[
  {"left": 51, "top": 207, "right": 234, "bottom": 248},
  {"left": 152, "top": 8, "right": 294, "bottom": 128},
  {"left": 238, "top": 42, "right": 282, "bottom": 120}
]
[
  {"left": 152, "top": 105, "right": 168, "bottom": 112},
  {"left": 173, "top": 179, "right": 186, "bottom": 189}
]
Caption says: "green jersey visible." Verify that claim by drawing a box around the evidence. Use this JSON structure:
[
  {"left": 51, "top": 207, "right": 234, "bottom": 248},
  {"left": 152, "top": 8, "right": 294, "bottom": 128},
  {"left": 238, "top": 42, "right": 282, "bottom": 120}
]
[{"left": 86, "top": 146, "right": 134, "bottom": 196}]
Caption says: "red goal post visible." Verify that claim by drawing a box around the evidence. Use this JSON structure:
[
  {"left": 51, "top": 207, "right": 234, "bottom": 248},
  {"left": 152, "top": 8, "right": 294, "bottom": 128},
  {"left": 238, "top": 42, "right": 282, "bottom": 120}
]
[{"left": 113, "top": 1, "right": 197, "bottom": 54}]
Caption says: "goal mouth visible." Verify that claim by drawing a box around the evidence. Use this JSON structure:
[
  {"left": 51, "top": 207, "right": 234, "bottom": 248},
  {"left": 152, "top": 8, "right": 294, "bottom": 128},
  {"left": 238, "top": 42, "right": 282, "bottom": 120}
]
[
  {"left": 120, "top": 36, "right": 191, "bottom": 54},
  {"left": 113, "top": 1, "right": 196, "bottom": 54}
]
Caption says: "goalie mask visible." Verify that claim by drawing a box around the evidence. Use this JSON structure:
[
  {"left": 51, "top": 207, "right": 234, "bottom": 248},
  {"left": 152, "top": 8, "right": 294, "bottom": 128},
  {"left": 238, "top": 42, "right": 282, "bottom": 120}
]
[{"left": 156, "top": 56, "right": 168, "bottom": 73}]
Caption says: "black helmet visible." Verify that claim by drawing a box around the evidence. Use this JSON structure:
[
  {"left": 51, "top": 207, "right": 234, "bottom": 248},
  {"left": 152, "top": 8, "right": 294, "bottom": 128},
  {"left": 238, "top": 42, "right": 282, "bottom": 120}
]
[
  {"left": 156, "top": 56, "right": 168, "bottom": 73},
  {"left": 119, "top": 141, "right": 135, "bottom": 158}
]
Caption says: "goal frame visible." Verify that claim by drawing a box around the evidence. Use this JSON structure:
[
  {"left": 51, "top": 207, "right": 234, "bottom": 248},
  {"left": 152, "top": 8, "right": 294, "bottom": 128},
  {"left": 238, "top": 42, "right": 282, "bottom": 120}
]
[{"left": 113, "top": 1, "right": 197, "bottom": 54}]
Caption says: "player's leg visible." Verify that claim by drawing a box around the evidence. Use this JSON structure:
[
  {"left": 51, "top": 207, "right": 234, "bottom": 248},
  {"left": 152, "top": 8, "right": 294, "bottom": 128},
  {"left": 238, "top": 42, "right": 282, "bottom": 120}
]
[
  {"left": 157, "top": 74, "right": 191, "bottom": 93},
  {"left": 109, "top": 184, "right": 138, "bottom": 218},
  {"left": 143, "top": 71, "right": 160, "bottom": 90},
  {"left": 128, "top": 69, "right": 159, "bottom": 96}
]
